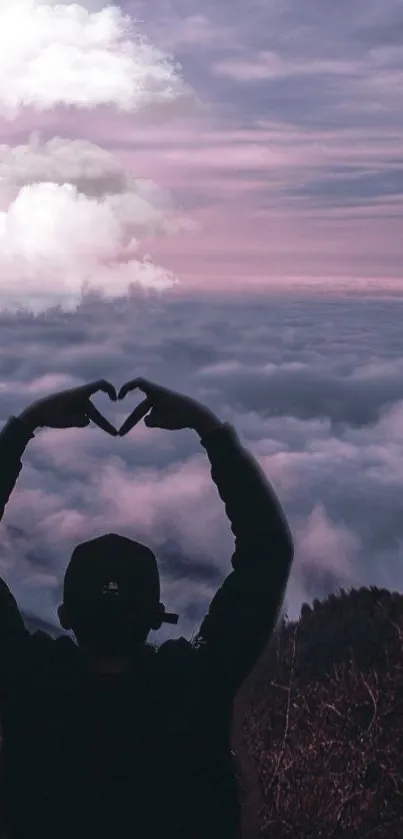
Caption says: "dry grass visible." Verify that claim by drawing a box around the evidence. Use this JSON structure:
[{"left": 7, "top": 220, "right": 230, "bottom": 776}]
[{"left": 237, "top": 586, "right": 403, "bottom": 838}]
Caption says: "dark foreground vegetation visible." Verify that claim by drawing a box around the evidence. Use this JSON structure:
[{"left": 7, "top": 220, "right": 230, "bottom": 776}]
[{"left": 233, "top": 585, "right": 403, "bottom": 838}]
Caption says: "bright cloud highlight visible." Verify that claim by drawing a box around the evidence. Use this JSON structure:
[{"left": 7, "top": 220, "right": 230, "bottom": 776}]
[
  {"left": 0, "top": 0, "right": 200, "bottom": 118},
  {"left": 0, "top": 135, "right": 199, "bottom": 314}
]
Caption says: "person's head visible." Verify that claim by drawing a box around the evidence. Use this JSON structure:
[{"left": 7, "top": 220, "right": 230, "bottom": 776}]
[{"left": 57, "top": 533, "right": 179, "bottom": 657}]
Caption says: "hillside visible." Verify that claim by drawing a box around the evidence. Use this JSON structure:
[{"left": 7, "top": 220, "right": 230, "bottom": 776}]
[{"left": 233, "top": 585, "right": 403, "bottom": 838}]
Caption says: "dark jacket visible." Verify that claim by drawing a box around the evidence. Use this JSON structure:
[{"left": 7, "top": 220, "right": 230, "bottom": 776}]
[{"left": 0, "top": 415, "right": 294, "bottom": 839}]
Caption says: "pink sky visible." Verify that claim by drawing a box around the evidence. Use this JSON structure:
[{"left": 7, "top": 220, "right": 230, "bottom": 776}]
[{"left": 0, "top": 0, "right": 402, "bottom": 314}]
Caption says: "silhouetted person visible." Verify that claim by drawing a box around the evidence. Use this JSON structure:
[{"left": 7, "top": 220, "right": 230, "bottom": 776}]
[{"left": 0, "top": 377, "right": 294, "bottom": 839}]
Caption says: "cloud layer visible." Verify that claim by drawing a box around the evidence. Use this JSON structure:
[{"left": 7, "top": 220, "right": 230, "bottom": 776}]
[{"left": 2, "top": 295, "right": 403, "bottom": 643}]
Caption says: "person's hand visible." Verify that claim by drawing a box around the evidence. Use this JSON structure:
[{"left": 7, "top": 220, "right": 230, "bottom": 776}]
[
  {"left": 18, "top": 380, "right": 118, "bottom": 436},
  {"left": 117, "top": 377, "right": 221, "bottom": 436}
]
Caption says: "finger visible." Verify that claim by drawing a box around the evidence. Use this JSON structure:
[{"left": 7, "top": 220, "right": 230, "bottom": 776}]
[
  {"left": 118, "top": 398, "right": 152, "bottom": 436},
  {"left": 86, "top": 401, "right": 118, "bottom": 436},
  {"left": 118, "top": 378, "right": 158, "bottom": 401},
  {"left": 85, "top": 379, "right": 117, "bottom": 402}
]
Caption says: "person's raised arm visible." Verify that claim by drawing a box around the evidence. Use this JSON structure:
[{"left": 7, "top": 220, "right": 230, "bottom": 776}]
[
  {"left": 192, "top": 419, "right": 294, "bottom": 703},
  {"left": 0, "top": 414, "right": 36, "bottom": 674},
  {"left": 0, "top": 414, "right": 35, "bottom": 525},
  {"left": 0, "top": 379, "right": 119, "bottom": 691},
  {"left": 0, "top": 378, "right": 118, "bottom": 524},
  {"left": 117, "top": 377, "right": 294, "bottom": 704}
]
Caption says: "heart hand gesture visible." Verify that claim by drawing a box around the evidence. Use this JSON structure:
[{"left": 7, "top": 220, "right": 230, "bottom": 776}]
[
  {"left": 118, "top": 378, "right": 217, "bottom": 435},
  {"left": 19, "top": 380, "right": 118, "bottom": 436}
]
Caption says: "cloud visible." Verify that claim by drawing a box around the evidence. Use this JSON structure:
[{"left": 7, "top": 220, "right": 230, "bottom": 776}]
[
  {"left": 0, "top": 133, "right": 131, "bottom": 196},
  {"left": 0, "top": 135, "right": 200, "bottom": 314},
  {"left": 196, "top": 359, "right": 403, "bottom": 429},
  {"left": 211, "top": 51, "right": 360, "bottom": 83},
  {"left": 0, "top": 2, "right": 207, "bottom": 316},
  {"left": 210, "top": 44, "right": 403, "bottom": 129},
  {"left": 295, "top": 504, "right": 361, "bottom": 596},
  {"left": 2, "top": 294, "right": 403, "bottom": 640},
  {"left": 0, "top": 0, "right": 202, "bottom": 119},
  {"left": 288, "top": 167, "right": 403, "bottom": 206},
  {"left": 124, "top": 7, "right": 238, "bottom": 54}
]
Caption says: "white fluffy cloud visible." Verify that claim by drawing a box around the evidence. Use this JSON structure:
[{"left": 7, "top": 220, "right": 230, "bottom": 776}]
[
  {"left": 0, "top": 3, "right": 207, "bottom": 314},
  {"left": 0, "top": 0, "right": 201, "bottom": 118},
  {"left": 0, "top": 135, "right": 199, "bottom": 314}
]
